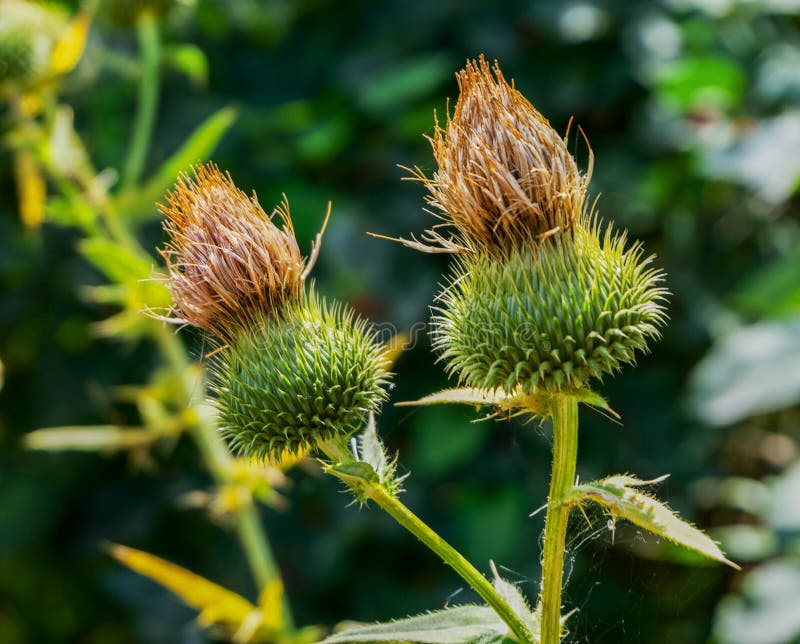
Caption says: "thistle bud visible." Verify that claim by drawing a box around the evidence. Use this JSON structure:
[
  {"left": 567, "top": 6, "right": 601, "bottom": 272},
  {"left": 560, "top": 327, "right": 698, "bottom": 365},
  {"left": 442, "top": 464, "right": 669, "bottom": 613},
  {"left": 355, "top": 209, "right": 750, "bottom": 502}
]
[
  {"left": 412, "top": 58, "right": 668, "bottom": 396},
  {"left": 159, "top": 164, "right": 389, "bottom": 460},
  {"left": 412, "top": 55, "right": 588, "bottom": 253},
  {"left": 213, "top": 293, "right": 389, "bottom": 460},
  {"left": 158, "top": 163, "right": 305, "bottom": 339},
  {"left": 433, "top": 224, "right": 668, "bottom": 393}
]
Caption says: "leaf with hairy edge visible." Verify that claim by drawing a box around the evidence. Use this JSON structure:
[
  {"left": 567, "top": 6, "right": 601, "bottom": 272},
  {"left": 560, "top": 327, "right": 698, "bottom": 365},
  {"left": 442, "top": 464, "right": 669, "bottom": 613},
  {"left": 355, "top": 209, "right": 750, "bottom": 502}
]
[
  {"left": 396, "top": 387, "right": 617, "bottom": 419},
  {"left": 568, "top": 475, "right": 739, "bottom": 569},
  {"left": 320, "top": 605, "right": 514, "bottom": 644}
]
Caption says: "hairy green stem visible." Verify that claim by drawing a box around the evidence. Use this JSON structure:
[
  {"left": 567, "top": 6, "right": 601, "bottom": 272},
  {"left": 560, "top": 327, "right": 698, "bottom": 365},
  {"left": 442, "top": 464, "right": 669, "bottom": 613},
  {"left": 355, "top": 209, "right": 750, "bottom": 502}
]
[
  {"left": 154, "top": 327, "right": 295, "bottom": 629},
  {"left": 319, "top": 440, "right": 532, "bottom": 643},
  {"left": 122, "top": 9, "right": 160, "bottom": 189},
  {"left": 540, "top": 396, "right": 579, "bottom": 644}
]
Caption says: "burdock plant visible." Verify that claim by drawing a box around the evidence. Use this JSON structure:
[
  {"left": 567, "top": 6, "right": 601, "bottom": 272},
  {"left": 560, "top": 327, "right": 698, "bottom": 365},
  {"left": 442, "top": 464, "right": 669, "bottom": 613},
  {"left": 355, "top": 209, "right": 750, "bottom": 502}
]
[{"left": 392, "top": 56, "right": 739, "bottom": 643}]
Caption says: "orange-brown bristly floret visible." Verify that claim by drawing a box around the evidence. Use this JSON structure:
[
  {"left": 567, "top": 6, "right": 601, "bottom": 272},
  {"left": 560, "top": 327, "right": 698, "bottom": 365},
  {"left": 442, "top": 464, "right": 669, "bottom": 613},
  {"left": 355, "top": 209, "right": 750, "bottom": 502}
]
[
  {"left": 158, "top": 163, "right": 305, "bottom": 338},
  {"left": 410, "top": 56, "right": 590, "bottom": 252}
]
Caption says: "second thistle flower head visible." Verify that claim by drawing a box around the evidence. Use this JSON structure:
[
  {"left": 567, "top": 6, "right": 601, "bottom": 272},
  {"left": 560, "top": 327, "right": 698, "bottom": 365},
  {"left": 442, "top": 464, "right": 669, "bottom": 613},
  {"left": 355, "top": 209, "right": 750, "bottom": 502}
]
[
  {"left": 411, "top": 55, "right": 588, "bottom": 253},
  {"left": 159, "top": 163, "right": 305, "bottom": 339},
  {"left": 409, "top": 58, "right": 669, "bottom": 397},
  {"left": 159, "top": 164, "right": 388, "bottom": 459}
]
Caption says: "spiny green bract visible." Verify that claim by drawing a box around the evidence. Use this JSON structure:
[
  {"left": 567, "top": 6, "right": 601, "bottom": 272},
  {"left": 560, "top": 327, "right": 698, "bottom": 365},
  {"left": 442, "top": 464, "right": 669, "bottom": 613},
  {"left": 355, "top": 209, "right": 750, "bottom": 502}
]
[
  {"left": 213, "top": 292, "right": 389, "bottom": 461},
  {"left": 432, "top": 224, "right": 668, "bottom": 394}
]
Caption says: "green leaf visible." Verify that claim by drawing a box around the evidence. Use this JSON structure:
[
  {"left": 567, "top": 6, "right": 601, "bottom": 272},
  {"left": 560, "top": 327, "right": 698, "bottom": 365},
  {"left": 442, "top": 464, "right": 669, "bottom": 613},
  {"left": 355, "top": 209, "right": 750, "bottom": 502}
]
[
  {"left": 568, "top": 474, "right": 739, "bottom": 569},
  {"left": 657, "top": 55, "right": 745, "bottom": 112},
  {"left": 397, "top": 387, "right": 616, "bottom": 420},
  {"left": 24, "top": 426, "right": 157, "bottom": 452},
  {"left": 320, "top": 605, "right": 512, "bottom": 644},
  {"left": 165, "top": 44, "right": 209, "bottom": 87},
  {"left": 115, "top": 106, "right": 238, "bottom": 220},
  {"left": 80, "top": 238, "right": 153, "bottom": 285}
]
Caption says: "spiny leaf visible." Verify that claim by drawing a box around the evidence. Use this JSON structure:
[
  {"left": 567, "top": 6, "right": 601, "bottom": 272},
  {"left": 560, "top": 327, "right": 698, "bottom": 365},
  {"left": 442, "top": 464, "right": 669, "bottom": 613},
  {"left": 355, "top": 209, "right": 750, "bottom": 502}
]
[
  {"left": 108, "top": 544, "right": 260, "bottom": 630},
  {"left": 319, "top": 605, "right": 513, "bottom": 644},
  {"left": 397, "top": 386, "right": 615, "bottom": 420},
  {"left": 24, "top": 426, "right": 156, "bottom": 452},
  {"left": 568, "top": 475, "right": 739, "bottom": 569}
]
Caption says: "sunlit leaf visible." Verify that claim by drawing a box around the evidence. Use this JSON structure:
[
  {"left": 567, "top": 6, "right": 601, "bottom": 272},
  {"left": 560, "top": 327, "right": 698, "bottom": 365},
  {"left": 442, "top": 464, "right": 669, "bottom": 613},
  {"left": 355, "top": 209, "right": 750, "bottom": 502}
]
[
  {"left": 116, "top": 106, "right": 238, "bottom": 219},
  {"left": 319, "top": 605, "right": 512, "bottom": 644},
  {"left": 108, "top": 544, "right": 260, "bottom": 631},
  {"left": 397, "top": 387, "right": 615, "bottom": 420},
  {"left": 13, "top": 149, "right": 46, "bottom": 229},
  {"left": 568, "top": 474, "right": 739, "bottom": 569},
  {"left": 49, "top": 11, "right": 91, "bottom": 75},
  {"left": 24, "top": 426, "right": 156, "bottom": 452},
  {"left": 165, "top": 44, "right": 209, "bottom": 87},
  {"left": 80, "top": 237, "right": 152, "bottom": 284}
]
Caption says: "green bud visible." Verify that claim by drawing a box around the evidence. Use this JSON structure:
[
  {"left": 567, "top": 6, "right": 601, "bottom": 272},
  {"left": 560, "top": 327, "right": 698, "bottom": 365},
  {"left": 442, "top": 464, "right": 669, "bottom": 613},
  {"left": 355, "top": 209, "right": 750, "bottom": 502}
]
[
  {"left": 432, "top": 223, "right": 668, "bottom": 394},
  {"left": 213, "top": 291, "right": 389, "bottom": 461}
]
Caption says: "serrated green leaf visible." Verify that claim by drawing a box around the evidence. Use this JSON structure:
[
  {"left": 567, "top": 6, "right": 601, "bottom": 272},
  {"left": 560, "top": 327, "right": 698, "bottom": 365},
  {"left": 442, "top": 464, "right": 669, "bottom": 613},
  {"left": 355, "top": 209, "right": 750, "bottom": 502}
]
[
  {"left": 397, "top": 387, "right": 615, "bottom": 420},
  {"left": 320, "top": 605, "right": 511, "bottom": 644},
  {"left": 80, "top": 237, "right": 153, "bottom": 284},
  {"left": 568, "top": 474, "right": 739, "bottom": 569},
  {"left": 24, "top": 426, "right": 157, "bottom": 452},
  {"left": 115, "top": 106, "right": 238, "bottom": 220},
  {"left": 165, "top": 44, "right": 208, "bottom": 87},
  {"left": 397, "top": 387, "right": 507, "bottom": 408}
]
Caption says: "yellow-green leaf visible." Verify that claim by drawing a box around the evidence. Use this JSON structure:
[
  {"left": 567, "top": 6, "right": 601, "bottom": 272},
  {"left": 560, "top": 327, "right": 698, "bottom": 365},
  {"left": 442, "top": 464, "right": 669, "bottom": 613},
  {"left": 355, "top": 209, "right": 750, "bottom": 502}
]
[
  {"left": 24, "top": 426, "right": 157, "bottom": 452},
  {"left": 49, "top": 11, "right": 91, "bottom": 75},
  {"left": 568, "top": 474, "right": 740, "bottom": 569},
  {"left": 116, "top": 106, "right": 238, "bottom": 219},
  {"left": 13, "top": 150, "right": 46, "bottom": 229},
  {"left": 108, "top": 544, "right": 257, "bottom": 628}
]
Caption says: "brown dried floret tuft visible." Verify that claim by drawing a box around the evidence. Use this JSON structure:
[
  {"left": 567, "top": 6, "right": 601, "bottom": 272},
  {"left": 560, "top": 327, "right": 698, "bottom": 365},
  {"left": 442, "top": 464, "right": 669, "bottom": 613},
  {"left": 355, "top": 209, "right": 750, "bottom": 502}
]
[
  {"left": 404, "top": 55, "right": 591, "bottom": 253},
  {"left": 158, "top": 163, "right": 306, "bottom": 338}
]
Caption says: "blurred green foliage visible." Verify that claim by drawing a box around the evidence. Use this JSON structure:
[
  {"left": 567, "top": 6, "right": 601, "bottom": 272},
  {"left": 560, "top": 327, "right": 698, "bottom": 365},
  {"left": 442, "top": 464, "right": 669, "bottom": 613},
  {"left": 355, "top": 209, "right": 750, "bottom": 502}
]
[{"left": 1, "top": 0, "right": 799, "bottom": 642}]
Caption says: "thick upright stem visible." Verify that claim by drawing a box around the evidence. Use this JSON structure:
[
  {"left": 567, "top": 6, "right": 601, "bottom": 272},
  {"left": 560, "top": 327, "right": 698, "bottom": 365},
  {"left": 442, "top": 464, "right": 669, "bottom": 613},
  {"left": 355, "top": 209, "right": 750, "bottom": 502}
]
[
  {"left": 319, "top": 441, "right": 532, "bottom": 643},
  {"left": 122, "top": 9, "right": 160, "bottom": 189},
  {"left": 540, "top": 396, "right": 579, "bottom": 644}
]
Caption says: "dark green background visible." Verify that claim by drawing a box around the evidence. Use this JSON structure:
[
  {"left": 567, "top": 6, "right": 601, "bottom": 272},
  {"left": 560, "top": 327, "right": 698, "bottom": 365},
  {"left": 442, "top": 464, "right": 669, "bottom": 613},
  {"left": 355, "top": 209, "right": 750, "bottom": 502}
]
[{"left": 2, "top": 1, "right": 799, "bottom": 642}]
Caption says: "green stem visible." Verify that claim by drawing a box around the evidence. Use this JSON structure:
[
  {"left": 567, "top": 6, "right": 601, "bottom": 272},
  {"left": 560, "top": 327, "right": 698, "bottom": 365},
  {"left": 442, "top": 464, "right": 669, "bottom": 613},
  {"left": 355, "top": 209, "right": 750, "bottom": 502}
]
[
  {"left": 540, "top": 396, "right": 579, "bottom": 644},
  {"left": 122, "top": 9, "right": 160, "bottom": 189},
  {"left": 154, "top": 328, "right": 295, "bottom": 629},
  {"left": 319, "top": 441, "right": 532, "bottom": 643}
]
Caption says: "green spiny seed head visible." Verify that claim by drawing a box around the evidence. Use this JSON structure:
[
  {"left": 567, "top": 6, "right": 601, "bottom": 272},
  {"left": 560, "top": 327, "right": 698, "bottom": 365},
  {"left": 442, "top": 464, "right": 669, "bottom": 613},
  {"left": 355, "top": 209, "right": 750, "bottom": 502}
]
[
  {"left": 213, "top": 291, "right": 389, "bottom": 461},
  {"left": 432, "top": 223, "right": 668, "bottom": 394}
]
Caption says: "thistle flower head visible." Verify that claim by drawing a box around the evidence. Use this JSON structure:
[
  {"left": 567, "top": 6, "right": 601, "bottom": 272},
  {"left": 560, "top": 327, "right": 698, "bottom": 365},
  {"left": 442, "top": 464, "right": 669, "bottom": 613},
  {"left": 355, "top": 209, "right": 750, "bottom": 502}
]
[
  {"left": 433, "top": 223, "right": 668, "bottom": 394},
  {"left": 410, "top": 55, "right": 589, "bottom": 253},
  {"left": 213, "top": 291, "right": 389, "bottom": 461},
  {"left": 158, "top": 163, "right": 305, "bottom": 339}
]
